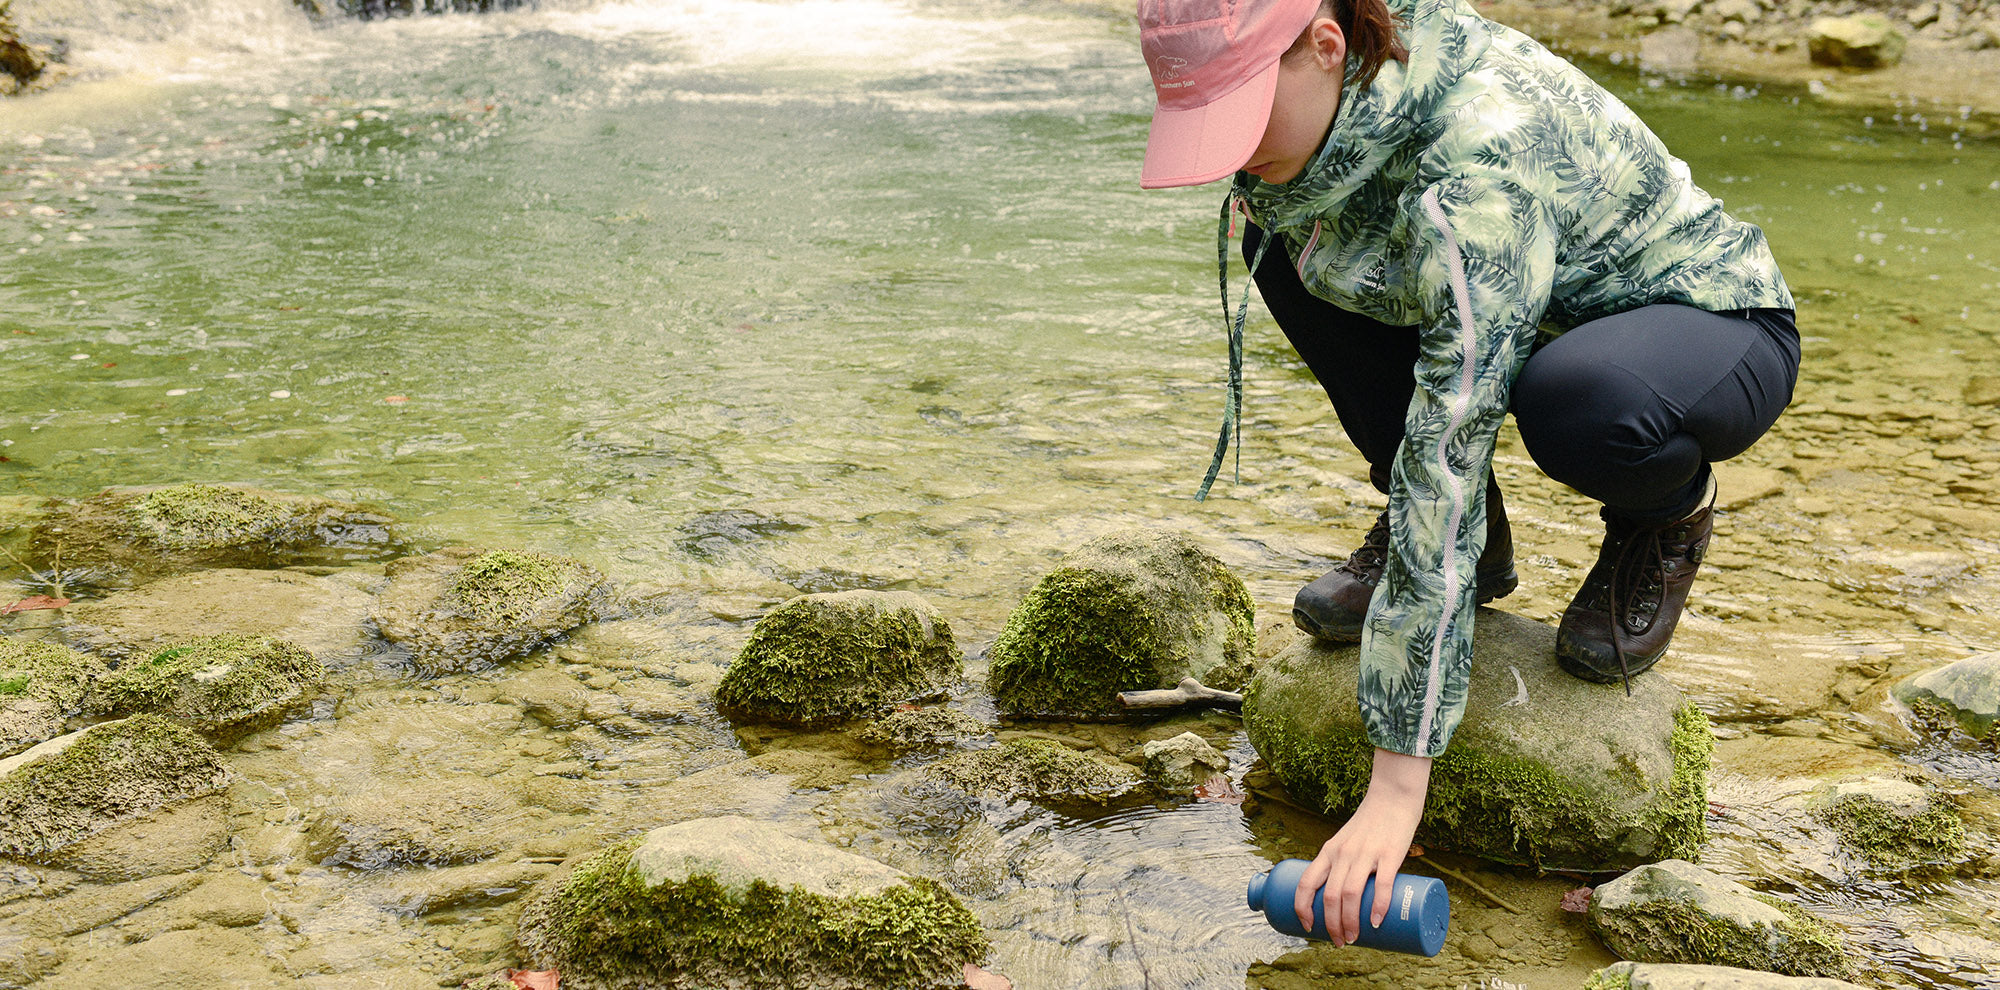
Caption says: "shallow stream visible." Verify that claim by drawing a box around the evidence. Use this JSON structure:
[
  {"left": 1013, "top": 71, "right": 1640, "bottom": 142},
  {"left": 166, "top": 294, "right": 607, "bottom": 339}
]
[{"left": 2, "top": 0, "right": 1998, "bottom": 986}]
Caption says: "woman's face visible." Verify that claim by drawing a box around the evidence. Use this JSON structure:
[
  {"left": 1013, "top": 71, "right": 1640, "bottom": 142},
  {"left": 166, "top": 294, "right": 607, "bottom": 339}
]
[{"left": 1243, "top": 17, "right": 1346, "bottom": 185}]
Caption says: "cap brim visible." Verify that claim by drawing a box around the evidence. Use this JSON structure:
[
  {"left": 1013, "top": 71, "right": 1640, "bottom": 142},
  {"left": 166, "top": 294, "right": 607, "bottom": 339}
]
[{"left": 1139, "top": 61, "right": 1281, "bottom": 189}]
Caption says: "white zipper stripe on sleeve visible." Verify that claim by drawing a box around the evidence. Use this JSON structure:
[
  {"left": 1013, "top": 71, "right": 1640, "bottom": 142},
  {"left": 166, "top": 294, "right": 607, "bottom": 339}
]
[
  {"left": 1295, "top": 219, "right": 1323, "bottom": 280},
  {"left": 1413, "top": 184, "right": 1478, "bottom": 749}
]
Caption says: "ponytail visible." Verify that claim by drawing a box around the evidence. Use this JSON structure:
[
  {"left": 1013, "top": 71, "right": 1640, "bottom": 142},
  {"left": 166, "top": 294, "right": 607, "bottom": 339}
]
[{"left": 1285, "top": 0, "right": 1409, "bottom": 92}]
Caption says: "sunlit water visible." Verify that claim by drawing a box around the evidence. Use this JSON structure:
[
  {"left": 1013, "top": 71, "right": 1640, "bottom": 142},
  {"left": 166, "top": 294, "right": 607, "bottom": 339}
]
[{"left": 2, "top": 0, "right": 1998, "bottom": 986}]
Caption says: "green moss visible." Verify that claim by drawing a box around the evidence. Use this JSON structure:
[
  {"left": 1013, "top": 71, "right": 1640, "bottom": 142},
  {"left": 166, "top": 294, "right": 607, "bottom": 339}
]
[
  {"left": 0, "top": 674, "right": 26, "bottom": 696},
  {"left": 445, "top": 550, "right": 582, "bottom": 624},
  {"left": 1815, "top": 790, "right": 1966, "bottom": 866},
  {"left": 1909, "top": 697, "right": 2000, "bottom": 753},
  {"left": 518, "top": 840, "right": 988, "bottom": 990},
  {"left": 715, "top": 594, "right": 960, "bottom": 726},
  {"left": 93, "top": 635, "right": 322, "bottom": 741},
  {"left": 0, "top": 639, "right": 105, "bottom": 709},
  {"left": 922, "top": 738, "right": 1141, "bottom": 804},
  {"left": 1581, "top": 969, "right": 1632, "bottom": 990},
  {"left": 1596, "top": 890, "right": 1851, "bottom": 979},
  {"left": 1245, "top": 698, "right": 1710, "bottom": 869},
  {"left": 125, "top": 484, "right": 292, "bottom": 549},
  {"left": 0, "top": 714, "right": 229, "bottom": 858},
  {"left": 857, "top": 707, "right": 985, "bottom": 751}
]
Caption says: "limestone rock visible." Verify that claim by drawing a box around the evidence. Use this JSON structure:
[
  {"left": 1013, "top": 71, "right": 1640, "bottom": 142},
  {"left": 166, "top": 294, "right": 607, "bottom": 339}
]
[
  {"left": 1587, "top": 859, "right": 1852, "bottom": 979},
  {"left": 47, "top": 792, "right": 230, "bottom": 880},
  {"left": 1140, "top": 731, "right": 1229, "bottom": 792},
  {"left": 716, "top": 590, "right": 962, "bottom": 726},
  {"left": 1711, "top": 463, "right": 1786, "bottom": 510},
  {"left": 0, "top": 638, "right": 106, "bottom": 758},
  {"left": 0, "top": 715, "right": 229, "bottom": 859},
  {"left": 988, "top": 529, "right": 1255, "bottom": 717},
  {"left": 307, "top": 775, "right": 524, "bottom": 868},
  {"left": 1807, "top": 15, "right": 1907, "bottom": 68},
  {"left": 62, "top": 567, "right": 376, "bottom": 665},
  {"left": 857, "top": 705, "right": 988, "bottom": 751},
  {"left": 28, "top": 483, "right": 398, "bottom": 587},
  {"left": 516, "top": 816, "right": 989, "bottom": 990},
  {"left": 37, "top": 926, "right": 292, "bottom": 989},
  {"left": 0, "top": 2, "right": 55, "bottom": 96},
  {"left": 1971, "top": 375, "right": 2000, "bottom": 407},
  {"left": 924, "top": 738, "right": 1144, "bottom": 806},
  {"left": 1244, "top": 610, "right": 1711, "bottom": 871},
  {"left": 1894, "top": 651, "right": 2000, "bottom": 743},
  {"left": 90, "top": 634, "right": 324, "bottom": 744},
  {"left": 1808, "top": 775, "right": 1965, "bottom": 867},
  {"left": 1585, "top": 961, "right": 1870, "bottom": 989},
  {"left": 372, "top": 546, "right": 610, "bottom": 674}
]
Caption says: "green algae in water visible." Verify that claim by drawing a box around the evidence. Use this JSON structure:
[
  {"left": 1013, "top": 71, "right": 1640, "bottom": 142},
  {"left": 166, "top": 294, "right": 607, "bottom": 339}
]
[
  {"left": 446, "top": 550, "right": 579, "bottom": 624},
  {"left": 125, "top": 484, "right": 293, "bottom": 549}
]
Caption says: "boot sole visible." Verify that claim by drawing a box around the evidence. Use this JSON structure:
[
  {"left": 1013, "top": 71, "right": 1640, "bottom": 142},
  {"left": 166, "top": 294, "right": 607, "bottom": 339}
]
[
  {"left": 1553, "top": 632, "right": 1665, "bottom": 685},
  {"left": 1292, "top": 568, "right": 1521, "bottom": 644}
]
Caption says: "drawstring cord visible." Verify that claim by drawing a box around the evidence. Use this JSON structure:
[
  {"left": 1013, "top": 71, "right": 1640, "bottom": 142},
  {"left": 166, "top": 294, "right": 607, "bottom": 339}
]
[{"left": 1197, "top": 191, "right": 1275, "bottom": 502}]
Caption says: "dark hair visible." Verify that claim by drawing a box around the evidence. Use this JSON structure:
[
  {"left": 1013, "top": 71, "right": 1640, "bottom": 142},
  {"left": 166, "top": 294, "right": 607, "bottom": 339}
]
[{"left": 1284, "top": 0, "right": 1409, "bottom": 92}]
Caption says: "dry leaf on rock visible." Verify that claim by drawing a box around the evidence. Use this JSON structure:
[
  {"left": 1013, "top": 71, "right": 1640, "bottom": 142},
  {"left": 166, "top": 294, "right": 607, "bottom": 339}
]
[
  {"left": 964, "top": 962, "right": 1013, "bottom": 989},
  {"left": 1, "top": 596, "right": 70, "bottom": 614},
  {"left": 1560, "top": 887, "right": 1592, "bottom": 913},
  {"left": 1194, "top": 775, "right": 1245, "bottom": 804},
  {"left": 508, "top": 970, "right": 560, "bottom": 990}
]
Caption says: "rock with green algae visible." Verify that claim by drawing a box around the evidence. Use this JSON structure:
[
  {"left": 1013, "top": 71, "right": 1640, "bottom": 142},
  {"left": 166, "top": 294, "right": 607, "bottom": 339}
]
[
  {"left": 717, "top": 590, "right": 963, "bottom": 726},
  {"left": 857, "top": 705, "right": 988, "bottom": 751},
  {"left": 1587, "top": 860, "right": 1852, "bottom": 980},
  {"left": 60, "top": 566, "right": 377, "bottom": 664},
  {"left": 0, "top": 638, "right": 106, "bottom": 758},
  {"left": 1808, "top": 775, "right": 1966, "bottom": 869},
  {"left": 515, "top": 815, "right": 989, "bottom": 990},
  {"left": 371, "top": 546, "right": 610, "bottom": 674},
  {"left": 1140, "top": 731, "right": 1230, "bottom": 792},
  {"left": 987, "top": 529, "right": 1255, "bottom": 718},
  {"left": 1807, "top": 15, "right": 1907, "bottom": 68},
  {"left": 90, "top": 634, "right": 324, "bottom": 744},
  {"left": 0, "top": 714, "right": 229, "bottom": 859},
  {"left": 922, "top": 737, "right": 1144, "bottom": 805},
  {"left": 26, "top": 483, "right": 398, "bottom": 585},
  {"left": 1894, "top": 651, "right": 1999, "bottom": 746},
  {"left": 1584, "top": 961, "right": 1869, "bottom": 990},
  {"left": 1242, "top": 609, "right": 1711, "bottom": 872}
]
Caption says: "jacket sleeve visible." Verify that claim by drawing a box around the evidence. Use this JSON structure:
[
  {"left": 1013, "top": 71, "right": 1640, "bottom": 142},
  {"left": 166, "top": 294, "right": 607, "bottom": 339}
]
[{"left": 1356, "top": 173, "right": 1555, "bottom": 758}]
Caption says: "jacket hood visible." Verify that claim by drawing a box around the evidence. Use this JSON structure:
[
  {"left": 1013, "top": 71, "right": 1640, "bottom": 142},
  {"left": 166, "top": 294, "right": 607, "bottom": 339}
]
[{"left": 1236, "top": 0, "right": 1491, "bottom": 232}]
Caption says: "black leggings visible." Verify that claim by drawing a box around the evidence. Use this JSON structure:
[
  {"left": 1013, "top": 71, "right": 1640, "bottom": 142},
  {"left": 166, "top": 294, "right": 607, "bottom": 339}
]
[{"left": 1244, "top": 224, "right": 1800, "bottom": 524}]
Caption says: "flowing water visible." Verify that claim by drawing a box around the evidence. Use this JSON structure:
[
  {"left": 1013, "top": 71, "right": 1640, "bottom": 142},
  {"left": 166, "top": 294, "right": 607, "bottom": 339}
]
[{"left": 2, "top": 0, "right": 1998, "bottom": 986}]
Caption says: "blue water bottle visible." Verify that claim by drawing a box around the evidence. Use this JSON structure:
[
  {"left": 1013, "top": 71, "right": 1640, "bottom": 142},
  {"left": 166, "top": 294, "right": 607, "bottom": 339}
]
[{"left": 1246, "top": 858, "right": 1449, "bottom": 956}]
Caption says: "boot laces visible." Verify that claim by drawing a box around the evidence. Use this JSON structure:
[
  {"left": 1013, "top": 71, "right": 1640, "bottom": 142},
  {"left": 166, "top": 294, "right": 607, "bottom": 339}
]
[
  {"left": 1605, "top": 522, "right": 1672, "bottom": 696},
  {"left": 1336, "top": 512, "right": 1393, "bottom": 583}
]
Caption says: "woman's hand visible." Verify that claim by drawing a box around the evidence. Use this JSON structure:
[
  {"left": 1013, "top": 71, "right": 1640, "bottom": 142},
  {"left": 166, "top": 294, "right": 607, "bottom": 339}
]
[{"left": 1292, "top": 747, "right": 1433, "bottom": 946}]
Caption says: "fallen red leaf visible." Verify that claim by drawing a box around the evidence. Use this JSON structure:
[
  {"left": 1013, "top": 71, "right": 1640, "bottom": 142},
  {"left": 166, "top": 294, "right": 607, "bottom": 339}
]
[
  {"left": 1408, "top": 843, "right": 1425, "bottom": 858},
  {"left": 1560, "top": 887, "right": 1593, "bottom": 913},
  {"left": 1, "top": 596, "right": 70, "bottom": 615},
  {"left": 1194, "top": 775, "right": 1245, "bottom": 804},
  {"left": 384, "top": 395, "right": 409, "bottom": 404},
  {"left": 506, "top": 970, "right": 559, "bottom": 990},
  {"left": 964, "top": 963, "right": 1013, "bottom": 990}
]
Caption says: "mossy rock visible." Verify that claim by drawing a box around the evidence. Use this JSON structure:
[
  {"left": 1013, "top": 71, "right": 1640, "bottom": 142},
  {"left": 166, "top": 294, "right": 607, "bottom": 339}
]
[
  {"left": 987, "top": 529, "right": 1254, "bottom": 718},
  {"left": 922, "top": 738, "right": 1144, "bottom": 806},
  {"left": 27, "top": 483, "right": 399, "bottom": 587},
  {"left": 717, "top": 590, "right": 963, "bottom": 726},
  {"left": 0, "top": 714, "right": 230, "bottom": 859},
  {"left": 1808, "top": 776, "right": 1966, "bottom": 869},
  {"left": 857, "top": 706, "right": 988, "bottom": 752},
  {"left": 1587, "top": 860, "right": 1852, "bottom": 980},
  {"left": 1806, "top": 15, "right": 1907, "bottom": 69},
  {"left": 91, "top": 634, "right": 324, "bottom": 744},
  {"left": 1243, "top": 609, "right": 1710, "bottom": 871},
  {"left": 1140, "top": 731, "right": 1229, "bottom": 792},
  {"left": 1586, "top": 961, "right": 1870, "bottom": 989},
  {"left": 0, "top": 638, "right": 107, "bottom": 758},
  {"left": 516, "top": 816, "right": 989, "bottom": 990},
  {"left": 60, "top": 567, "right": 377, "bottom": 665},
  {"left": 371, "top": 546, "right": 610, "bottom": 674},
  {"left": 1894, "top": 651, "right": 2000, "bottom": 747}
]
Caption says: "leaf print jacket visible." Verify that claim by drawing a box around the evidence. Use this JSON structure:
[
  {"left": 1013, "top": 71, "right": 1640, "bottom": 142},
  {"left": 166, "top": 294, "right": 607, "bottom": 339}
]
[{"left": 1234, "top": 0, "right": 1792, "bottom": 757}]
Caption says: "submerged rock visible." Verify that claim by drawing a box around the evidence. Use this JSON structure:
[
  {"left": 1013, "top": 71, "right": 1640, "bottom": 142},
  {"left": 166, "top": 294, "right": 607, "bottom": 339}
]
[
  {"left": 307, "top": 776, "right": 521, "bottom": 868},
  {"left": 857, "top": 705, "right": 988, "bottom": 751},
  {"left": 515, "top": 815, "right": 989, "bottom": 990},
  {"left": 987, "top": 530, "right": 1255, "bottom": 718},
  {"left": 0, "top": 638, "right": 106, "bottom": 758},
  {"left": 1587, "top": 859, "right": 1852, "bottom": 980},
  {"left": 1243, "top": 609, "right": 1710, "bottom": 872},
  {"left": 372, "top": 546, "right": 609, "bottom": 674},
  {"left": 1893, "top": 651, "right": 2000, "bottom": 745},
  {"left": 717, "top": 590, "right": 963, "bottom": 726},
  {"left": 61, "top": 567, "right": 377, "bottom": 664},
  {"left": 1140, "top": 731, "right": 1230, "bottom": 793},
  {"left": 1585, "top": 961, "right": 1869, "bottom": 989},
  {"left": 1808, "top": 775, "right": 1966, "bottom": 868},
  {"left": 1807, "top": 15, "right": 1908, "bottom": 68},
  {"left": 48, "top": 792, "right": 230, "bottom": 881},
  {"left": 923, "top": 737, "right": 1144, "bottom": 806},
  {"left": 0, "top": 714, "right": 229, "bottom": 859},
  {"left": 91, "top": 634, "right": 324, "bottom": 744},
  {"left": 27, "top": 483, "right": 399, "bottom": 587}
]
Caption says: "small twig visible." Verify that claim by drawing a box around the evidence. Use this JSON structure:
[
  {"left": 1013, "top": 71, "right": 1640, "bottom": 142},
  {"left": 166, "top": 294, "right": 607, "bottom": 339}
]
[
  {"left": 1115, "top": 889, "right": 1156, "bottom": 990},
  {"left": 1414, "top": 854, "right": 1524, "bottom": 915},
  {"left": 1118, "top": 677, "right": 1243, "bottom": 712}
]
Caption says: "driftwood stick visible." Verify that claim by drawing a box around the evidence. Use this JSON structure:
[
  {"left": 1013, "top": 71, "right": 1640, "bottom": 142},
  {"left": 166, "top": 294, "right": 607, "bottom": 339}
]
[
  {"left": 1414, "top": 854, "right": 1524, "bottom": 914},
  {"left": 1117, "top": 677, "right": 1243, "bottom": 712}
]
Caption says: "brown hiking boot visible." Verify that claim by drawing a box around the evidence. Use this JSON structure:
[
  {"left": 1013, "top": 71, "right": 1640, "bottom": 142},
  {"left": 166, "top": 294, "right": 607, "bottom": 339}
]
[
  {"left": 1292, "top": 481, "right": 1519, "bottom": 643},
  {"left": 1554, "top": 487, "right": 1716, "bottom": 692}
]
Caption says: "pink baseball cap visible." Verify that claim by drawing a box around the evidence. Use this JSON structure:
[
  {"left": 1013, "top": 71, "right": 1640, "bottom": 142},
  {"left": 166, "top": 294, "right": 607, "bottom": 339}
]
[{"left": 1138, "top": 0, "right": 1323, "bottom": 188}]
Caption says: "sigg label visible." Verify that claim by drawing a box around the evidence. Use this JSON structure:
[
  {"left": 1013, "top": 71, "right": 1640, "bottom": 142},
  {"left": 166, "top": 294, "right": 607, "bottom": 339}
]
[{"left": 1400, "top": 884, "right": 1413, "bottom": 921}]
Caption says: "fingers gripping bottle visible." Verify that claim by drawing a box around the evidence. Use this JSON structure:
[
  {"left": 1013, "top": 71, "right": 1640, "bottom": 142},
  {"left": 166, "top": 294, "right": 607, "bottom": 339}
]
[{"left": 1246, "top": 859, "right": 1449, "bottom": 956}]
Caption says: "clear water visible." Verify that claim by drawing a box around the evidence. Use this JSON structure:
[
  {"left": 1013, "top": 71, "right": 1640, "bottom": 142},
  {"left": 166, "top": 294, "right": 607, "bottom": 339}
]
[{"left": 3, "top": 1, "right": 1998, "bottom": 986}]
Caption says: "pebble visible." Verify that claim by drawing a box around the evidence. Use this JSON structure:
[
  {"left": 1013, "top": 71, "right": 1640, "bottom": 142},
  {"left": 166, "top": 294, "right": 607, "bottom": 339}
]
[
  {"left": 269, "top": 390, "right": 291, "bottom": 399},
  {"left": 1794, "top": 496, "right": 1837, "bottom": 515}
]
